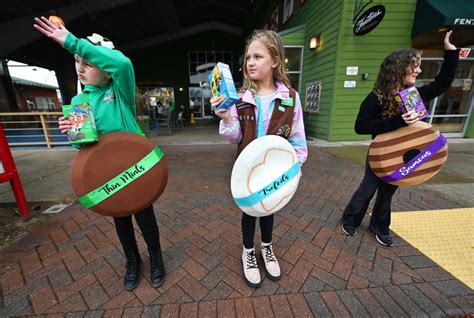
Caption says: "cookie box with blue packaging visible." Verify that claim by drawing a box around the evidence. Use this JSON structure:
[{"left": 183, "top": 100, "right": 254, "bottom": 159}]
[{"left": 208, "top": 62, "right": 239, "bottom": 110}]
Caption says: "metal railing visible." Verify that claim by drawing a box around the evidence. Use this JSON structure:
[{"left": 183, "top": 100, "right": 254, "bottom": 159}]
[{"left": 0, "top": 111, "right": 70, "bottom": 148}]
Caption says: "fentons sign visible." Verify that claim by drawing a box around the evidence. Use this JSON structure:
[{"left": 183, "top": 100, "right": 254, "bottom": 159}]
[
  {"left": 353, "top": 5, "right": 386, "bottom": 36},
  {"left": 454, "top": 18, "right": 474, "bottom": 26}
]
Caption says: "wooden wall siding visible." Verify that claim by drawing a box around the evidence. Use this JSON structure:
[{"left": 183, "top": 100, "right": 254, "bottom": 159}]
[
  {"left": 282, "top": 0, "right": 344, "bottom": 140},
  {"left": 466, "top": 116, "right": 474, "bottom": 138},
  {"left": 330, "top": 0, "right": 417, "bottom": 141},
  {"left": 281, "top": 27, "right": 305, "bottom": 46}
]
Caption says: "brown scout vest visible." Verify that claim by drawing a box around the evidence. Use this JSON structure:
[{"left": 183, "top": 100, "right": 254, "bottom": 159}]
[{"left": 236, "top": 88, "right": 296, "bottom": 155}]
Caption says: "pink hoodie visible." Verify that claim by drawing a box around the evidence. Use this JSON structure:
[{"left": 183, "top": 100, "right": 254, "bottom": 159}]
[{"left": 219, "top": 81, "right": 308, "bottom": 164}]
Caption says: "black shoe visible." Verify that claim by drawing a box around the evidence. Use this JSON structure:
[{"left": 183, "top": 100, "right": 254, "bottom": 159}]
[
  {"left": 341, "top": 223, "right": 356, "bottom": 236},
  {"left": 374, "top": 233, "right": 393, "bottom": 247},
  {"left": 149, "top": 250, "right": 165, "bottom": 288},
  {"left": 368, "top": 225, "right": 393, "bottom": 247},
  {"left": 124, "top": 250, "right": 141, "bottom": 291}
]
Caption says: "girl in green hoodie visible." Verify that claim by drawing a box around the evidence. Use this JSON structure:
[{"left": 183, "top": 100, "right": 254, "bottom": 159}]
[{"left": 34, "top": 16, "right": 165, "bottom": 291}]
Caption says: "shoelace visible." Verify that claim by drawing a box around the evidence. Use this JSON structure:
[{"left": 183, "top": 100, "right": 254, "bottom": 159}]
[
  {"left": 246, "top": 250, "right": 258, "bottom": 269},
  {"left": 262, "top": 245, "right": 276, "bottom": 263}
]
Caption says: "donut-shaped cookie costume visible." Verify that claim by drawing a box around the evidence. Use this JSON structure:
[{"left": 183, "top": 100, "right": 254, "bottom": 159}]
[
  {"left": 231, "top": 135, "right": 301, "bottom": 217},
  {"left": 71, "top": 132, "right": 168, "bottom": 216},
  {"left": 368, "top": 121, "right": 447, "bottom": 186}
]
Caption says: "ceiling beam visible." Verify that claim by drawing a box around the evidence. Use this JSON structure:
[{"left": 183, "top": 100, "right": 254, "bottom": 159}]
[
  {"left": 120, "top": 20, "right": 243, "bottom": 52},
  {"left": 0, "top": 0, "right": 137, "bottom": 58}
]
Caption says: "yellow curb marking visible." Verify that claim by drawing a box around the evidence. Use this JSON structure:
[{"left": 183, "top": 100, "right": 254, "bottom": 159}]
[{"left": 391, "top": 208, "right": 473, "bottom": 289}]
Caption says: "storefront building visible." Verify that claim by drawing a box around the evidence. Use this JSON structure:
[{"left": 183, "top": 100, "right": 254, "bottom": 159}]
[{"left": 260, "top": 0, "right": 474, "bottom": 140}]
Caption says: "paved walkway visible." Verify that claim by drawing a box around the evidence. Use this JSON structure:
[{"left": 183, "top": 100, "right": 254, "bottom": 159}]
[{"left": 1, "top": 143, "right": 473, "bottom": 317}]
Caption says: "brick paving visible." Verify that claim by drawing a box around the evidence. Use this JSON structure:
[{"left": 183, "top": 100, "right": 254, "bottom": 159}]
[{"left": 0, "top": 144, "right": 473, "bottom": 317}]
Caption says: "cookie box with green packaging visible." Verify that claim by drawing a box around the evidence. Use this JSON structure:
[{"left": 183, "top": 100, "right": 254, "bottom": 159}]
[{"left": 62, "top": 103, "right": 98, "bottom": 144}]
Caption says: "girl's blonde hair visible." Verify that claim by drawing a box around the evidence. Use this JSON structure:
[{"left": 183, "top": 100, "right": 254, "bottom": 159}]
[
  {"left": 241, "top": 29, "right": 291, "bottom": 93},
  {"left": 373, "top": 48, "right": 422, "bottom": 118}
]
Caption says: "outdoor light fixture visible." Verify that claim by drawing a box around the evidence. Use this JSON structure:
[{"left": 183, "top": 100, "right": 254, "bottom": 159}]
[{"left": 309, "top": 34, "right": 321, "bottom": 50}]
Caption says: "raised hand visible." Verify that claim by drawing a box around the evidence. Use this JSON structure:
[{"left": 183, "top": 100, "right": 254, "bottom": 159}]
[
  {"left": 33, "top": 16, "right": 69, "bottom": 46},
  {"left": 444, "top": 31, "right": 456, "bottom": 50}
]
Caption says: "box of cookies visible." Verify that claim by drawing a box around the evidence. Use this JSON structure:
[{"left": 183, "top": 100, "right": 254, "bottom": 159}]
[
  {"left": 62, "top": 103, "right": 98, "bottom": 144},
  {"left": 208, "top": 62, "right": 239, "bottom": 110},
  {"left": 395, "top": 86, "right": 428, "bottom": 120}
]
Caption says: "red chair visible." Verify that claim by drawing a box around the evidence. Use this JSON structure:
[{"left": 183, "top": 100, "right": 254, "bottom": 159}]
[{"left": 0, "top": 123, "right": 30, "bottom": 218}]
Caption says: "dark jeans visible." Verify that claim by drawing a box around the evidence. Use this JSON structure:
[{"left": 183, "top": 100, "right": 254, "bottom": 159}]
[
  {"left": 242, "top": 213, "right": 274, "bottom": 249},
  {"left": 341, "top": 158, "right": 398, "bottom": 235},
  {"left": 113, "top": 205, "right": 161, "bottom": 254}
]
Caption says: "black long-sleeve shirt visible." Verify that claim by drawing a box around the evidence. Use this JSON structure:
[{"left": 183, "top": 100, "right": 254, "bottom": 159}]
[{"left": 354, "top": 49, "right": 459, "bottom": 139}]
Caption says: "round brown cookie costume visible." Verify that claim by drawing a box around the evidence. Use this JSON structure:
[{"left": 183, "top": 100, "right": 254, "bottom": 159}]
[
  {"left": 368, "top": 121, "right": 448, "bottom": 186},
  {"left": 71, "top": 132, "right": 168, "bottom": 217},
  {"left": 33, "top": 16, "right": 166, "bottom": 292}
]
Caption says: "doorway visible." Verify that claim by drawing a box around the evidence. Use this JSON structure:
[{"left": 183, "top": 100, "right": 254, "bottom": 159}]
[
  {"left": 417, "top": 58, "right": 474, "bottom": 137},
  {"left": 189, "top": 87, "right": 212, "bottom": 118}
]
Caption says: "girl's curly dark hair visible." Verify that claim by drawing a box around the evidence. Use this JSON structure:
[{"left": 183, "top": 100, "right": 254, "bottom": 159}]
[{"left": 374, "top": 48, "right": 421, "bottom": 118}]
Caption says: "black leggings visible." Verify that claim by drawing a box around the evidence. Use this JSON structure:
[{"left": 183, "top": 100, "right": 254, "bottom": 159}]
[
  {"left": 113, "top": 205, "right": 161, "bottom": 254},
  {"left": 341, "top": 157, "right": 398, "bottom": 235},
  {"left": 242, "top": 213, "right": 274, "bottom": 249}
]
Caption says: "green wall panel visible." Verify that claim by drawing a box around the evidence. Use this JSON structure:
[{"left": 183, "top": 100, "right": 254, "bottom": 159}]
[
  {"left": 329, "top": 0, "right": 417, "bottom": 141},
  {"left": 281, "top": 0, "right": 345, "bottom": 140},
  {"left": 281, "top": 27, "right": 305, "bottom": 45}
]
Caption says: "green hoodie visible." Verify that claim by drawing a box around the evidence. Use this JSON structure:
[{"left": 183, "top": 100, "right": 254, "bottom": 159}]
[{"left": 63, "top": 33, "right": 138, "bottom": 137}]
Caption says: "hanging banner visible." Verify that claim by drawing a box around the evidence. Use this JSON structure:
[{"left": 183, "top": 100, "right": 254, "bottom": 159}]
[{"left": 353, "top": 5, "right": 385, "bottom": 36}]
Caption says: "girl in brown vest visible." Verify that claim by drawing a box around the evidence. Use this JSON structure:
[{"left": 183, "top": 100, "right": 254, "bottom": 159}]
[{"left": 211, "top": 30, "right": 308, "bottom": 288}]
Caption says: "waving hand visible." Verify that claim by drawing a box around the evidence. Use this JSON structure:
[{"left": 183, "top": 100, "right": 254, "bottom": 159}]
[{"left": 33, "top": 16, "right": 69, "bottom": 46}]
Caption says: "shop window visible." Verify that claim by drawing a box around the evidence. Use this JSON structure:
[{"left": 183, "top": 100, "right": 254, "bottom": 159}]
[
  {"left": 26, "top": 99, "right": 35, "bottom": 111},
  {"left": 140, "top": 87, "right": 175, "bottom": 120},
  {"left": 188, "top": 51, "right": 233, "bottom": 84},
  {"left": 416, "top": 58, "right": 474, "bottom": 136},
  {"left": 34, "top": 96, "right": 55, "bottom": 111},
  {"left": 455, "top": 61, "right": 471, "bottom": 79},
  {"left": 284, "top": 46, "right": 303, "bottom": 91},
  {"left": 418, "top": 60, "right": 440, "bottom": 79}
]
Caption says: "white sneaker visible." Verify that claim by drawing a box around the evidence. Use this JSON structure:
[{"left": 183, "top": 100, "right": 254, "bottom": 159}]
[
  {"left": 242, "top": 247, "right": 261, "bottom": 288},
  {"left": 260, "top": 242, "right": 281, "bottom": 281}
]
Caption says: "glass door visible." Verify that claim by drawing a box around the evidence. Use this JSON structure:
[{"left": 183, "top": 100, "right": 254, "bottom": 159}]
[
  {"left": 417, "top": 58, "right": 474, "bottom": 137},
  {"left": 189, "top": 87, "right": 212, "bottom": 118}
]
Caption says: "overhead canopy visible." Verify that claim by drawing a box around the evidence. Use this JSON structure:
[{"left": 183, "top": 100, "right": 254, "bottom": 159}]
[
  {"left": 0, "top": 0, "right": 255, "bottom": 68},
  {"left": 412, "top": 0, "right": 474, "bottom": 36},
  {"left": 411, "top": 0, "right": 474, "bottom": 49}
]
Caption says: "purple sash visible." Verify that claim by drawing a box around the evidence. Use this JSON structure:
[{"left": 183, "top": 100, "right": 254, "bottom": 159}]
[{"left": 381, "top": 134, "right": 447, "bottom": 183}]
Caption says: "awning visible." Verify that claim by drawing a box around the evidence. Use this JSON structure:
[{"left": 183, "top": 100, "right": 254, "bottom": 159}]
[{"left": 412, "top": 0, "right": 474, "bottom": 36}]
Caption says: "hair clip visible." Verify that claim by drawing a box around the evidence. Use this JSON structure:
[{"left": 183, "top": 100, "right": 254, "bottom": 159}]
[{"left": 87, "top": 33, "right": 115, "bottom": 49}]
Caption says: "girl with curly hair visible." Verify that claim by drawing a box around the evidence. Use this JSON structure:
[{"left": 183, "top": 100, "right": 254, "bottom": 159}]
[{"left": 340, "top": 31, "right": 459, "bottom": 247}]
